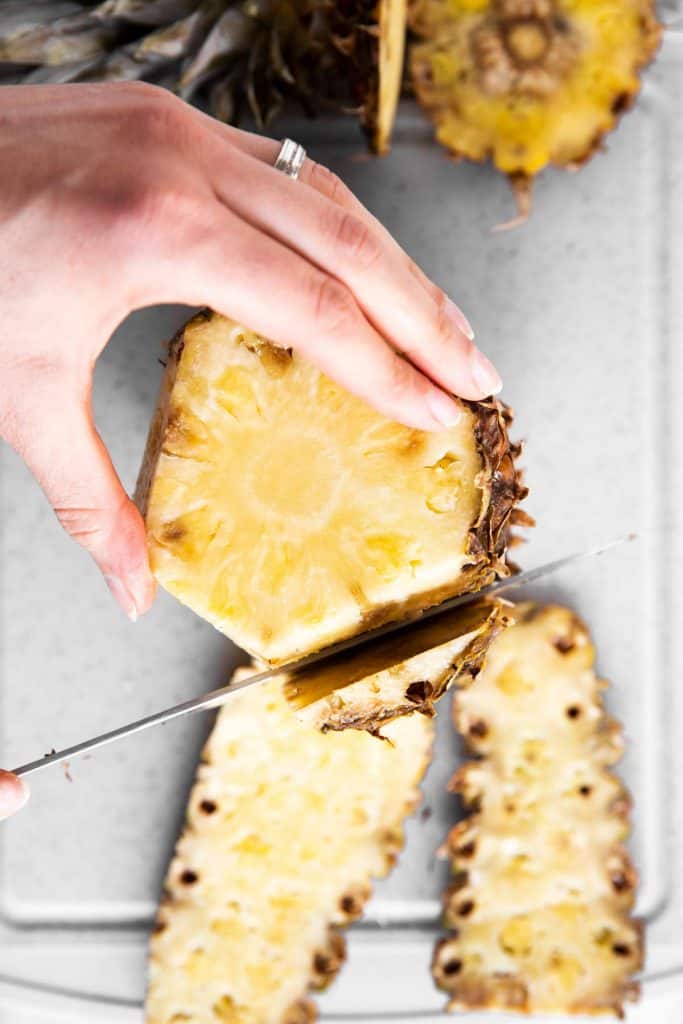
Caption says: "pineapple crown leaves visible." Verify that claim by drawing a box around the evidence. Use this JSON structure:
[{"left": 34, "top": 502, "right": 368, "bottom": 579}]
[{"left": 0, "top": 0, "right": 336, "bottom": 127}]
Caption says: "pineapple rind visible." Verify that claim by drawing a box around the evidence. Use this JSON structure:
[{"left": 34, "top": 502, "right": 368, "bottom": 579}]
[
  {"left": 137, "top": 310, "right": 525, "bottom": 666},
  {"left": 287, "top": 599, "right": 509, "bottom": 732},
  {"left": 409, "top": 0, "right": 662, "bottom": 211},
  {"left": 325, "top": 0, "right": 407, "bottom": 155},
  {"left": 434, "top": 603, "right": 641, "bottom": 1016},
  {"left": 145, "top": 670, "right": 433, "bottom": 1024}
]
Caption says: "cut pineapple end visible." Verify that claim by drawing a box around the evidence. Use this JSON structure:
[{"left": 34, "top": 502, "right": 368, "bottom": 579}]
[
  {"left": 435, "top": 603, "right": 640, "bottom": 1016},
  {"left": 145, "top": 671, "right": 433, "bottom": 1024},
  {"left": 409, "top": 0, "right": 661, "bottom": 210},
  {"left": 138, "top": 310, "right": 524, "bottom": 665}
]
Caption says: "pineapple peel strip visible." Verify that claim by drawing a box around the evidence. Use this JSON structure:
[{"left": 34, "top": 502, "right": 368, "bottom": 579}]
[
  {"left": 434, "top": 602, "right": 642, "bottom": 1016},
  {"left": 145, "top": 674, "right": 434, "bottom": 1024}
]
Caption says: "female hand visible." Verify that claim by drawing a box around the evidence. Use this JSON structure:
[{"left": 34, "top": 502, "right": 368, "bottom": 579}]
[
  {"left": 0, "top": 81, "right": 502, "bottom": 818},
  {"left": 0, "top": 82, "right": 501, "bottom": 623}
]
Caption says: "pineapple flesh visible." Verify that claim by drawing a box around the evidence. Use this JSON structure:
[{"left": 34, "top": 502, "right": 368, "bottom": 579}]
[
  {"left": 433, "top": 603, "right": 641, "bottom": 1016},
  {"left": 145, "top": 669, "right": 434, "bottom": 1024},
  {"left": 409, "top": 0, "right": 662, "bottom": 217},
  {"left": 137, "top": 310, "right": 525, "bottom": 666}
]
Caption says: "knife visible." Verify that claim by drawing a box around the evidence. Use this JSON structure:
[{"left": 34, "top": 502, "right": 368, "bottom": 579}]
[{"left": 11, "top": 534, "right": 634, "bottom": 779}]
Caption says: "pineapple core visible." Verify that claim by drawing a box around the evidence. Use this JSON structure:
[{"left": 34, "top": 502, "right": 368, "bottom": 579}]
[{"left": 138, "top": 311, "right": 518, "bottom": 665}]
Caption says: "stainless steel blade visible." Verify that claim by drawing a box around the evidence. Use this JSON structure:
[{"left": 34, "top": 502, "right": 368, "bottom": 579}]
[{"left": 11, "top": 534, "right": 634, "bottom": 779}]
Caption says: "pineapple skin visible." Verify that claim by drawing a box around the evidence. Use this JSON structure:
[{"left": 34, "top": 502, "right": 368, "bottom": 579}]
[
  {"left": 137, "top": 310, "right": 527, "bottom": 667},
  {"left": 287, "top": 598, "right": 510, "bottom": 733},
  {"left": 145, "top": 670, "right": 434, "bottom": 1024},
  {"left": 325, "top": 0, "right": 407, "bottom": 155},
  {"left": 433, "top": 603, "right": 641, "bottom": 1017},
  {"left": 409, "top": 0, "right": 662, "bottom": 216}
]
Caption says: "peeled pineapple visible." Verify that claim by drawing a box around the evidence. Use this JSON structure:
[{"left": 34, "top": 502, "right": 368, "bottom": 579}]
[
  {"left": 409, "top": 0, "right": 662, "bottom": 217},
  {"left": 146, "top": 669, "right": 433, "bottom": 1024},
  {"left": 137, "top": 310, "right": 525, "bottom": 666},
  {"left": 433, "top": 603, "right": 641, "bottom": 1016}
]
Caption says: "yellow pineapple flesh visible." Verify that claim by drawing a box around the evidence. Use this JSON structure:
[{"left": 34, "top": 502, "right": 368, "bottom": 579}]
[
  {"left": 145, "top": 669, "right": 433, "bottom": 1024},
  {"left": 433, "top": 603, "right": 641, "bottom": 1016},
  {"left": 137, "top": 310, "right": 525, "bottom": 666},
  {"left": 409, "top": 0, "right": 662, "bottom": 217}
]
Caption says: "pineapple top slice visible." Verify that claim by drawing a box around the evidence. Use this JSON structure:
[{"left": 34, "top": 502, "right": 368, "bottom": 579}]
[
  {"left": 137, "top": 311, "right": 523, "bottom": 665},
  {"left": 145, "top": 671, "right": 433, "bottom": 1024},
  {"left": 409, "top": 0, "right": 661, "bottom": 215},
  {"left": 434, "top": 603, "right": 641, "bottom": 1016}
]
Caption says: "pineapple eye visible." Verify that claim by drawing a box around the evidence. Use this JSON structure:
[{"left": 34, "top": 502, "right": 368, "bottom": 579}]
[
  {"left": 457, "top": 840, "right": 477, "bottom": 858},
  {"left": 566, "top": 705, "right": 582, "bottom": 719},
  {"left": 442, "top": 958, "right": 463, "bottom": 976},
  {"left": 457, "top": 900, "right": 475, "bottom": 917},
  {"left": 199, "top": 799, "right": 218, "bottom": 815},
  {"left": 153, "top": 919, "right": 167, "bottom": 935},
  {"left": 610, "top": 872, "right": 631, "bottom": 893},
  {"left": 612, "top": 943, "right": 631, "bottom": 957},
  {"left": 555, "top": 637, "right": 576, "bottom": 655},
  {"left": 578, "top": 785, "right": 592, "bottom": 797},
  {"left": 405, "top": 680, "right": 433, "bottom": 703},
  {"left": 180, "top": 869, "right": 199, "bottom": 885},
  {"left": 313, "top": 952, "right": 331, "bottom": 974},
  {"left": 468, "top": 719, "right": 488, "bottom": 739}
]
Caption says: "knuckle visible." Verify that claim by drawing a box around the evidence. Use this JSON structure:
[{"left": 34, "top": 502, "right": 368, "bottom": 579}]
[
  {"left": 109, "top": 176, "right": 199, "bottom": 241},
  {"left": 120, "top": 83, "right": 191, "bottom": 147},
  {"left": 387, "top": 352, "right": 418, "bottom": 400},
  {"left": 54, "top": 505, "right": 110, "bottom": 547},
  {"left": 331, "top": 210, "right": 382, "bottom": 270},
  {"left": 312, "top": 275, "right": 358, "bottom": 335},
  {"left": 308, "top": 162, "right": 350, "bottom": 206}
]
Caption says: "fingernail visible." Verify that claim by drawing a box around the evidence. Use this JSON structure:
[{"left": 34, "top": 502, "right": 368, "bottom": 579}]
[
  {"left": 104, "top": 575, "right": 138, "bottom": 622},
  {"left": 0, "top": 772, "right": 30, "bottom": 819},
  {"left": 445, "top": 299, "right": 475, "bottom": 341},
  {"left": 470, "top": 348, "right": 503, "bottom": 396},
  {"left": 126, "top": 565, "right": 157, "bottom": 618},
  {"left": 427, "top": 388, "right": 462, "bottom": 429}
]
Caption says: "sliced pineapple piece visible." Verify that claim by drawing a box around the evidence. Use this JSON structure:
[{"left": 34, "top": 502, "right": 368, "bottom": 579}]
[
  {"left": 409, "top": 0, "right": 662, "bottom": 217},
  {"left": 145, "top": 670, "right": 433, "bottom": 1024},
  {"left": 434, "top": 603, "right": 641, "bottom": 1016},
  {"left": 286, "top": 599, "right": 509, "bottom": 732},
  {"left": 137, "top": 310, "right": 525, "bottom": 665}
]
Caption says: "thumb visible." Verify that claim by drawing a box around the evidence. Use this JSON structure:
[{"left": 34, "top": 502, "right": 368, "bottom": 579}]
[
  {"left": 0, "top": 771, "right": 29, "bottom": 820},
  {"left": 12, "top": 389, "right": 156, "bottom": 620}
]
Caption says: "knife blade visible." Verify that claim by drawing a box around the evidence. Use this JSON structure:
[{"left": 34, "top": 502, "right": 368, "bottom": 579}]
[{"left": 11, "top": 534, "right": 634, "bottom": 779}]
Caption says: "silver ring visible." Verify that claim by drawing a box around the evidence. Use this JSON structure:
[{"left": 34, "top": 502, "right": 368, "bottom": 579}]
[{"left": 274, "top": 138, "right": 306, "bottom": 180}]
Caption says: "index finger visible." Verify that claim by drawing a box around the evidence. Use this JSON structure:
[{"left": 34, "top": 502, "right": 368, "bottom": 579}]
[{"left": 199, "top": 117, "right": 501, "bottom": 400}]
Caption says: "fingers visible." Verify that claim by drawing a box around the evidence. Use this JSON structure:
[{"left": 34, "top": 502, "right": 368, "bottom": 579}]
[
  {"left": 139, "top": 207, "right": 461, "bottom": 431},
  {"left": 204, "top": 138, "right": 500, "bottom": 401},
  {"left": 7, "top": 385, "right": 155, "bottom": 620},
  {"left": 0, "top": 771, "right": 29, "bottom": 821}
]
